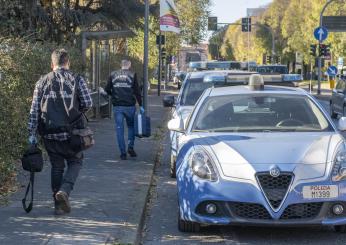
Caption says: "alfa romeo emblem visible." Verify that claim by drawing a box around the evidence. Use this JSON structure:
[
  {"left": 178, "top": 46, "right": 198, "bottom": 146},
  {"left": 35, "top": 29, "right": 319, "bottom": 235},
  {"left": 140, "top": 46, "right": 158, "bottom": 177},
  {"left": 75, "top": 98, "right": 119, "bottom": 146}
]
[{"left": 269, "top": 166, "right": 281, "bottom": 178}]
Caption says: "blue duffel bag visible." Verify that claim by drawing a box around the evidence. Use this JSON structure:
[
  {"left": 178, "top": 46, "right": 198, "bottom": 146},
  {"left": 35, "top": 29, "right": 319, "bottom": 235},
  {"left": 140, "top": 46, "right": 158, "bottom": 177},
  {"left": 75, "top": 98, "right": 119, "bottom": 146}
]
[{"left": 134, "top": 112, "right": 151, "bottom": 138}]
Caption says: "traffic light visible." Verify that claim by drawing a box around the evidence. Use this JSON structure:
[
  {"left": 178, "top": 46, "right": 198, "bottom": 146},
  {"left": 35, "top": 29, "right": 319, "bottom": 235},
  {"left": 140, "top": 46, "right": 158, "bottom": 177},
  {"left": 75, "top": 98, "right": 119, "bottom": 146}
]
[
  {"left": 208, "top": 17, "right": 218, "bottom": 31},
  {"left": 319, "top": 44, "right": 331, "bottom": 57},
  {"left": 161, "top": 47, "right": 166, "bottom": 61},
  {"left": 156, "top": 35, "right": 165, "bottom": 45},
  {"left": 310, "top": 44, "right": 317, "bottom": 57},
  {"left": 242, "top": 17, "right": 251, "bottom": 32},
  {"left": 266, "top": 55, "right": 272, "bottom": 64},
  {"left": 325, "top": 44, "right": 331, "bottom": 57},
  {"left": 319, "top": 44, "right": 326, "bottom": 57},
  {"left": 274, "top": 56, "right": 281, "bottom": 64}
]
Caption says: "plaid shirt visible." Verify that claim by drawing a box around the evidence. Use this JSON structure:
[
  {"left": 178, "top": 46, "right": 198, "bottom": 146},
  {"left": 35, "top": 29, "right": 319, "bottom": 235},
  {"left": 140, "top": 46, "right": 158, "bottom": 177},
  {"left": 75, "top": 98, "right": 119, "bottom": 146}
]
[{"left": 28, "top": 69, "right": 93, "bottom": 141}]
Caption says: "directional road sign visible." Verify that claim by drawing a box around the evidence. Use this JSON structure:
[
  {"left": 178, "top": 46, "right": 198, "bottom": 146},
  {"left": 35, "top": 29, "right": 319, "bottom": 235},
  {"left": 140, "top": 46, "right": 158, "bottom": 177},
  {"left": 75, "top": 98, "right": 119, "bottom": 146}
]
[
  {"left": 327, "top": 65, "right": 338, "bottom": 77},
  {"left": 314, "top": 27, "right": 328, "bottom": 42}
]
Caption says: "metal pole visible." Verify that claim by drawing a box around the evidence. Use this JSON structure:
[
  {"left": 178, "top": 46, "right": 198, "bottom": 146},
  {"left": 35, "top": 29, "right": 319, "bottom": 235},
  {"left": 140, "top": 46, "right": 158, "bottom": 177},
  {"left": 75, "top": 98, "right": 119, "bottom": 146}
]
[
  {"left": 158, "top": 32, "right": 162, "bottom": 96},
  {"left": 143, "top": 0, "right": 149, "bottom": 113},
  {"left": 318, "top": 0, "right": 336, "bottom": 95}
]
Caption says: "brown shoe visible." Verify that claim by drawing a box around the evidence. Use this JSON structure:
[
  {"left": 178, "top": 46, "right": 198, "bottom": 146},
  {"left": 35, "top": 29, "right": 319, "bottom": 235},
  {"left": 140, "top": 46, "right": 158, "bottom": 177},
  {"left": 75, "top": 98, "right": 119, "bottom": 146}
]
[{"left": 55, "top": 191, "right": 71, "bottom": 213}]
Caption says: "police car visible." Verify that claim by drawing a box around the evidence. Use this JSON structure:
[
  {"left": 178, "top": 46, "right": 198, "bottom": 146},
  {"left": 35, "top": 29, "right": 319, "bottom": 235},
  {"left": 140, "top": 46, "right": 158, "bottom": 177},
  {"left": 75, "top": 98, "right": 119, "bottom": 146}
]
[{"left": 168, "top": 74, "right": 346, "bottom": 232}]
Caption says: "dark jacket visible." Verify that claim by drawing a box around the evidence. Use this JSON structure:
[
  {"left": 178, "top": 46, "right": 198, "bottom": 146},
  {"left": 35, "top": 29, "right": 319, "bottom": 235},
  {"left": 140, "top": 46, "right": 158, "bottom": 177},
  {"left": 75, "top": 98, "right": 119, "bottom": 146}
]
[{"left": 105, "top": 69, "right": 142, "bottom": 107}]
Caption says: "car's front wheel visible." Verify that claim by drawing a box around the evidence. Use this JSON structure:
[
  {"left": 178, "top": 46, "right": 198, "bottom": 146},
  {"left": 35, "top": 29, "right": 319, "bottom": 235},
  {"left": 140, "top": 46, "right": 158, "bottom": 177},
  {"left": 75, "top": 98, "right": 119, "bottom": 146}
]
[
  {"left": 170, "top": 154, "right": 176, "bottom": 178},
  {"left": 177, "top": 207, "right": 200, "bottom": 232},
  {"left": 334, "top": 225, "right": 346, "bottom": 233}
]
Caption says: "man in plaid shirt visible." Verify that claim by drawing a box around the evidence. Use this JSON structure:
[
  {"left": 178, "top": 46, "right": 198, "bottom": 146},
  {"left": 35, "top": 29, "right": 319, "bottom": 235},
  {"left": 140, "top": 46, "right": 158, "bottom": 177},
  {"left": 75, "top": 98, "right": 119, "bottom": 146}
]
[{"left": 28, "top": 49, "right": 92, "bottom": 215}]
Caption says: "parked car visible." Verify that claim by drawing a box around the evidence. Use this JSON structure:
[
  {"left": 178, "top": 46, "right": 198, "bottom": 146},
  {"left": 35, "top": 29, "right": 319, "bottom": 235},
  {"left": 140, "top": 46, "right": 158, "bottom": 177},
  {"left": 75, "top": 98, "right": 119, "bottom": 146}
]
[
  {"left": 163, "top": 70, "right": 256, "bottom": 178},
  {"left": 168, "top": 75, "right": 346, "bottom": 232},
  {"left": 331, "top": 78, "right": 346, "bottom": 118}
]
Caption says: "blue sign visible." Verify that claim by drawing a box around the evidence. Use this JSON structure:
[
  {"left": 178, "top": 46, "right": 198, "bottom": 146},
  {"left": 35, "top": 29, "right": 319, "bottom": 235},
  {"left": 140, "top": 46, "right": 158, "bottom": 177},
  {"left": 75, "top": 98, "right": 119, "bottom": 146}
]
[
  {"left": 314, "top": 27, "right": 328, "bottom": 42},
  {"left": 327, "top": 66, "right": 338, "bottom": 76}
]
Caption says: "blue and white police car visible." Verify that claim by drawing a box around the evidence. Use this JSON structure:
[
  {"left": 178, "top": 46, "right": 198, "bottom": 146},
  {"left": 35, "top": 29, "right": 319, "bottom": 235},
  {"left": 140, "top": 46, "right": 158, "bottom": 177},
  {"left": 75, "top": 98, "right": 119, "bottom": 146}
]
[{"left": 168, "top": 74, "right": 346, "bottom": 232}]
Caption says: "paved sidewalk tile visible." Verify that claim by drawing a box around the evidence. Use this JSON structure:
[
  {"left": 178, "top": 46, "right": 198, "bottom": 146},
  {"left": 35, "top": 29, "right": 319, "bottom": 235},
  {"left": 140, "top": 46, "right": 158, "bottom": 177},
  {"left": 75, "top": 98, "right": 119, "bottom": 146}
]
[{"left": 0, "top": 90, "right": 174, "bottom": 245}]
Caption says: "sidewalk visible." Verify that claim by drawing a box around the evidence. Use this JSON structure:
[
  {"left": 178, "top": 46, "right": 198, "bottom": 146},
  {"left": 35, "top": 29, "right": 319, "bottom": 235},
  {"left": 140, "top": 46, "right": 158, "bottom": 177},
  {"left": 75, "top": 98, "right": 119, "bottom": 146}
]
[{"left": 0, "top": 89, "right": 175, "bottom": 245}]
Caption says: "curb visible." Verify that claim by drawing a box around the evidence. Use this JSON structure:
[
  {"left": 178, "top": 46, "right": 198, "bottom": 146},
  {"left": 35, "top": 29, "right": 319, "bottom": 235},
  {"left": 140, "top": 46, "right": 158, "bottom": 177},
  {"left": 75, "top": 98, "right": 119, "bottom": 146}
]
[{"left": 134, "top": 93, "right": 171, "bottom": 245}]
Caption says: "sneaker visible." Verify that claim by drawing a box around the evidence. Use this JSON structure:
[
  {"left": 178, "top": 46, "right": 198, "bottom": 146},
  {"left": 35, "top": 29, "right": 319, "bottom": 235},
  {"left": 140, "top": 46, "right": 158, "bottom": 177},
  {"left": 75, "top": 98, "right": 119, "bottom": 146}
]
[
  {"left": 55, "top": 191, "right": 71, "bottom": 213},
  {"left": 120, "top": 153, "right": 127, "bottom": 160},
  {"left": 128, "top": 148, "right": 137, "bottom": 157}
]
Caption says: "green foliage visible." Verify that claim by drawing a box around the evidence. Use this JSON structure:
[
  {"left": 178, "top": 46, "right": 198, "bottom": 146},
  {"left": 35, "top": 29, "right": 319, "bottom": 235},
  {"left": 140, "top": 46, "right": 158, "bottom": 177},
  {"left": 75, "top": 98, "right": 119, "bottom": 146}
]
[
  {"left": 176, "top": 0, "right": 211, "bottom": 45},
  {"left": 210, "top": 0, "right": 346, "bottom": 65},
  {"left": 0, "top": 38, "right": 83, "bottom": 190}
]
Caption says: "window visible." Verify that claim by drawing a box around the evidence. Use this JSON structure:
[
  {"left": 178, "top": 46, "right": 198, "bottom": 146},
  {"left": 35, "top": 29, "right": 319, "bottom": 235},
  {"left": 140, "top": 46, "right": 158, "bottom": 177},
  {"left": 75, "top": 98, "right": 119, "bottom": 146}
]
[{"left": 193, "top": 94, "right": 332, "bottom": 132}]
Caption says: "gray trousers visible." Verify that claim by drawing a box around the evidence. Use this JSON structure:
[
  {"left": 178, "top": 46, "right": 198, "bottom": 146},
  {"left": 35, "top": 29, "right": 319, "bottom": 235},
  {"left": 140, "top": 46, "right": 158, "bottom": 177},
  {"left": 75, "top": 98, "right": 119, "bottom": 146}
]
[{"left": 44, "top": 139, "right": 83, "bottom": 196}]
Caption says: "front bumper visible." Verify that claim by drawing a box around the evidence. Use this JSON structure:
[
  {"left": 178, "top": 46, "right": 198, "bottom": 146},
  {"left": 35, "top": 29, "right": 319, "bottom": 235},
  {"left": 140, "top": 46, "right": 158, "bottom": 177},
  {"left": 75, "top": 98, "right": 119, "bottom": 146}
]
[{"left": 177, "top": 168, "right": 346, "bottom": 226}]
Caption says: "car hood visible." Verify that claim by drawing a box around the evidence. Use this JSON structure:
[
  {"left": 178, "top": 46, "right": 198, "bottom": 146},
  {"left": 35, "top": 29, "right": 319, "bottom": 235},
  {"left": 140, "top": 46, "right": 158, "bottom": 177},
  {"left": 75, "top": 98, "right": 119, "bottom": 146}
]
[{"left": 191, "top": 132, "right": 343, "bottom": 180}]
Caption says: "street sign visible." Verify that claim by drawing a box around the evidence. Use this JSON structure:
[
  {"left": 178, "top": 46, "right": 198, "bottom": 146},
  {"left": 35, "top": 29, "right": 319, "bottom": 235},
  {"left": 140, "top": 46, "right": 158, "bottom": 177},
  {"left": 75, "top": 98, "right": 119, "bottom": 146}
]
[
  {"left": 314, "top": 27, "right": 328, "bottom": 42},
  {"left": 327, "top": 66, "right": 338, "bottom": 77},
  {"left": 322, "top": 16, "right": 346, "bottom": 32}
]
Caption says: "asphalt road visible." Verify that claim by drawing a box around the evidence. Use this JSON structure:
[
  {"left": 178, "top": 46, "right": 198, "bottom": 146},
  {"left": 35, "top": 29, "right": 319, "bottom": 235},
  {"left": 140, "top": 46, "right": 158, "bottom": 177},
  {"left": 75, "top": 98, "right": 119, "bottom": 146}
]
[{"left": 142, "top": 100, "right": 346, "bottom": 245}]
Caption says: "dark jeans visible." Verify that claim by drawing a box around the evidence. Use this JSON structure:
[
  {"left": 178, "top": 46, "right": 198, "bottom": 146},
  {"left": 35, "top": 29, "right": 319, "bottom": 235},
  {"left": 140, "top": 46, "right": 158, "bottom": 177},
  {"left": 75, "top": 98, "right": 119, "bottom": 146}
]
[
  {"left": 113, "top": 106, "right": 136, "bottom": 155},
  {"left": 44, "top": 139, "right": 83, "bottom": 196}
]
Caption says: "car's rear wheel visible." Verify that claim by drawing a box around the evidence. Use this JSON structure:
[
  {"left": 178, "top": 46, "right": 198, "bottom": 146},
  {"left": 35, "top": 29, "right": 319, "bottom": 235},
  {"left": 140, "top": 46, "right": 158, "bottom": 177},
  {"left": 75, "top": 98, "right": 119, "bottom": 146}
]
[
  {"left": 177, "top": 206, "right": 200, "bottom": 232},
  {"left": 330, "top": 102, "right": 338, "bottom": 119},
  {"left": 170, "top": 154, "right": 176, "bottom": 178},
  {"left": 334, "top": 225, "right": 346, "bottom": 233}
]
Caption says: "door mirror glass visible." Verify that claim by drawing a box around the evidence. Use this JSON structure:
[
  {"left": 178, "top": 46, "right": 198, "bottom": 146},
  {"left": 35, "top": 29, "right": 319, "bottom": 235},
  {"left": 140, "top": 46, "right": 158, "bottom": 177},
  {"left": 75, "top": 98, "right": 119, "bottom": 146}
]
[
  {"left": 338, "top": 117, "right": 346, "bottom": 131},
  {"left": 163, "top": 95, "right": 175, "bottom": 107},
  {"left": 167, "top": 118, "right": 185, "bottom": 132}
]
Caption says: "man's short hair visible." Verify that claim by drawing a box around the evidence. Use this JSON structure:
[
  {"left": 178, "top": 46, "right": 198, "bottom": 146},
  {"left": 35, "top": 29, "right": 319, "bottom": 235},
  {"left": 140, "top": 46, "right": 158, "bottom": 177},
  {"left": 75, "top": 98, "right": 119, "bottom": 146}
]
[
  {"left": 51, "top": 49, "right": 69, "bottom": 67},
  {"left": 121, "top": 59, "right": 131, "bottom": 68}
]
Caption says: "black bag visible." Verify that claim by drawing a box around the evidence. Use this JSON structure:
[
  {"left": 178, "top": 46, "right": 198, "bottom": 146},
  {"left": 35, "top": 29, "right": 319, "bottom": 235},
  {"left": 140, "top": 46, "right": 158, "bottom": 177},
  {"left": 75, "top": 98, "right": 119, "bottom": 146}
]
[
  {"left": 70, "top": 127, "right": 95, "bottom": 152},
  {"left": 21, "top": 145, "right": 44, "bottom": 213}
]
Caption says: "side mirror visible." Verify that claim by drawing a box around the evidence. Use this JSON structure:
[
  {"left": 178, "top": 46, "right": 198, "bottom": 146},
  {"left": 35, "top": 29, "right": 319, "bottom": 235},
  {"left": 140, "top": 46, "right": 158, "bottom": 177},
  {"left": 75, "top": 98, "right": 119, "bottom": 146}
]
[
  {"left": 167, "top": 118, "right": 185, "bottom": 132},
  {"left": 338, "top": 117, "right": 346, "bottom": 131},
  {"left": 163, "top": 95, "right": 175, "bottom": 107}
]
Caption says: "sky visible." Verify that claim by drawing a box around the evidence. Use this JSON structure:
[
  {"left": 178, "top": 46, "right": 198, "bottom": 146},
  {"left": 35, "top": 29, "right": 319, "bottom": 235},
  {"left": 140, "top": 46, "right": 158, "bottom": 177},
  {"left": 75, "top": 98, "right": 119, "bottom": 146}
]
[{"left": 210, "top": 0, "right": 273, "bottom": 24}]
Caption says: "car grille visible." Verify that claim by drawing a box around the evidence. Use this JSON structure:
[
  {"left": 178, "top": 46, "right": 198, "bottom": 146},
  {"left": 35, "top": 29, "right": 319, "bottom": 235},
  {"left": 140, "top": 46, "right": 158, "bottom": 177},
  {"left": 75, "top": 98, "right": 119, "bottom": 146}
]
[
  {"left": 257, "top": 173, "right": 293, "bottom": 210},
  {"left": 230, "top": 202, "right": 272, "bottom": 220},
  {"left": 280, "top": 203, "right": 323, "bottom": 220}
]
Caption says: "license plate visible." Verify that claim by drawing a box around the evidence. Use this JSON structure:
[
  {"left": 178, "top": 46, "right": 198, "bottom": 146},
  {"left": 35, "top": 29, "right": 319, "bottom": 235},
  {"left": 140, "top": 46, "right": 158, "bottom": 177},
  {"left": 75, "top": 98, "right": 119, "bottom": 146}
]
[{"left": 302, "top": 185, "right": 338, "bottom": 199}]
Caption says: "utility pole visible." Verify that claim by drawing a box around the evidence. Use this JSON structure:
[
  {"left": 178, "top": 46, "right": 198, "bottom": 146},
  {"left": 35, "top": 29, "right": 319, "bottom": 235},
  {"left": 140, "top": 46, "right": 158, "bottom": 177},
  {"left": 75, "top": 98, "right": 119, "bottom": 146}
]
[
  {"left": 143, "top": 0, "right": 149, "bottom": 113},
  {"left": 158, "top": 32, "right": 162, "bottom": 96},
  {"left": 318, "top": 0, "right": 336, "bottom": 95}
]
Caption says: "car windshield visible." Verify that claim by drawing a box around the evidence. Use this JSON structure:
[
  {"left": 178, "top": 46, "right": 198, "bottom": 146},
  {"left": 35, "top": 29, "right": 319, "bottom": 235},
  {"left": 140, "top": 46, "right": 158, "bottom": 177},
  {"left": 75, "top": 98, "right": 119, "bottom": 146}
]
[
  {"left": 192, "top": 94, "right": 333, "bottom": 132},
  {"left": 180, "top": 78, "right": 213, "bottom": 106},
  {"left": 257, "top": 66, "right": 288, "bottom": 74}
]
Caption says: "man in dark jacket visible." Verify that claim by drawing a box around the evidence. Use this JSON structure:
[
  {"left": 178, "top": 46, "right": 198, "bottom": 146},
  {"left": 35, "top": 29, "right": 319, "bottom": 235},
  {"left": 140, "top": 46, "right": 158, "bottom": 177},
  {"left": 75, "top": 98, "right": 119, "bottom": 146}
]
[
  {"left": 105, "top": 59, "right": 143, "bottom": 160},
  {"left": 28, "top": 49, "right": 92, "bottom": 215}
]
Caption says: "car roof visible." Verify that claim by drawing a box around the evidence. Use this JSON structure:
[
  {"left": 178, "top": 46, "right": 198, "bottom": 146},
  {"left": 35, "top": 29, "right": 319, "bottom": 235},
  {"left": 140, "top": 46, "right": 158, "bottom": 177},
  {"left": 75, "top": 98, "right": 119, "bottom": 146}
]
[
  {"left": 208, "top": 85, "right": 308, "bottom": 97},
  {"left": 189, "top": 70, "right": 257, "bottom": 79}
]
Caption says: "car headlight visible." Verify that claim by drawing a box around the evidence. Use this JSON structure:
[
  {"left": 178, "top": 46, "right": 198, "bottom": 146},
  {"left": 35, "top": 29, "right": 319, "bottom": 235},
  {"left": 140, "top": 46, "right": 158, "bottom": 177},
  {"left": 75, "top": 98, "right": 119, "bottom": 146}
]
[
  {"left": 189, "top": 149, "right": 218, "bottom": 181},
  {"left": 332, "top": 145, "right": 346, "bottom": 181}
]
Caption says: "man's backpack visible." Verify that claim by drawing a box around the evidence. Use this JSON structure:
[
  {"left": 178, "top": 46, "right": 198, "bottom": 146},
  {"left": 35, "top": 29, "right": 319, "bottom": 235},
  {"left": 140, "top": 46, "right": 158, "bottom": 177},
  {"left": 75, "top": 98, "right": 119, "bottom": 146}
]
[{"left": 21, "top": 145, "right": 44, "bottom": 213}]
